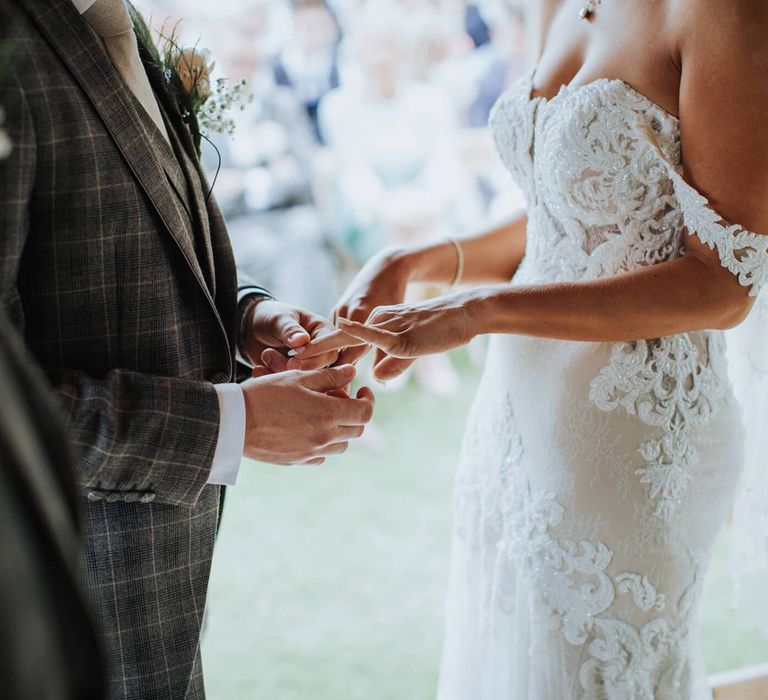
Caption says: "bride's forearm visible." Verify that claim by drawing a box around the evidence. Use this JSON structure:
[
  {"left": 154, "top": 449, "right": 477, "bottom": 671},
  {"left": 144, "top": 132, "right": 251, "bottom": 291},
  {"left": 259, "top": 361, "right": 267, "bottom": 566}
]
[
  {"left": 468, "top": 254, "right": 753, "bottom": 342},
  {"left": 394, "top": 211, "right": 528, "bottom": 286}
]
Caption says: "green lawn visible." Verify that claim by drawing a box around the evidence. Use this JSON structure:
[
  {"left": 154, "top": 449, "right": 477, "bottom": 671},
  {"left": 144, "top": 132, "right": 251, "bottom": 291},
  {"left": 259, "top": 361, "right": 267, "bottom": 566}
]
[{"left": 203, "top": 359, "right": 768, "bottom": 700}]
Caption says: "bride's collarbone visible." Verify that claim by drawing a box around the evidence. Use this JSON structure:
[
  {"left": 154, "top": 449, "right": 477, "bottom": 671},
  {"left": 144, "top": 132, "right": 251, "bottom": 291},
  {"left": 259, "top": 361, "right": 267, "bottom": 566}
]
[{"left": 535, "top": 0, "right": 681, "bottom": 117}]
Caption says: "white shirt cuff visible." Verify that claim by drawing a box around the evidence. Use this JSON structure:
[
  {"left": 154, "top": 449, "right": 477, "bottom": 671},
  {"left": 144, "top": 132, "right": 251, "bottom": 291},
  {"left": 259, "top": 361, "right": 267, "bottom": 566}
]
[
  {"left": 209, "top": 383, "right": 246, "bottom": 486},
  {"left": 72, "top": 0, "right": 97, "bottom": 14}
]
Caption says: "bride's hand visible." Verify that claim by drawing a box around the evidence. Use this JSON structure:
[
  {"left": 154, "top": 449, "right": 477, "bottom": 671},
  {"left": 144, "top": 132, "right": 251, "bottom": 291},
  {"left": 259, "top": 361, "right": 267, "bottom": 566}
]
[
  {"left": 332, "top": 248, "right": 417, "bottom": 376},
  {"left": 293, "top": 292, "right": 479, "bottom": 380}
]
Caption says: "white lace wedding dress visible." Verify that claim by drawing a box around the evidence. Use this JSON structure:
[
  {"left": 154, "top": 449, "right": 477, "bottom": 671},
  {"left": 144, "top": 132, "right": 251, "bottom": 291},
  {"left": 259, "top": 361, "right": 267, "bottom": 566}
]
[{"left": 437, "top": 72, "right": 768, "bottom": 700}]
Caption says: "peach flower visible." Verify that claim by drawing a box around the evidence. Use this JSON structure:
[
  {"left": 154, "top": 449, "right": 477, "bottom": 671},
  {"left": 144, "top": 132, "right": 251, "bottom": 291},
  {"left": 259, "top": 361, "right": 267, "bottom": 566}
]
[{"left": 176, "top": 48, "right": 215, "bottom": 101}]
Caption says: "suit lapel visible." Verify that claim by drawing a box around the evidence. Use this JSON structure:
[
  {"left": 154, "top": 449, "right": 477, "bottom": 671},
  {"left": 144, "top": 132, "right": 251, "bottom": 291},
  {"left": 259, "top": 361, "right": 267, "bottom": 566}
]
[
  {"left": 145, "top": 64, "right": 235, "bottom": 326},
  {"left": 154, "top": 129, "right": 194, "bottom": 218},
  {"left": 175, "top": 136, "right": 218, "bottom": 297},
  {"left": 21, "top": 0, "right": 232, "bottom": 368}
]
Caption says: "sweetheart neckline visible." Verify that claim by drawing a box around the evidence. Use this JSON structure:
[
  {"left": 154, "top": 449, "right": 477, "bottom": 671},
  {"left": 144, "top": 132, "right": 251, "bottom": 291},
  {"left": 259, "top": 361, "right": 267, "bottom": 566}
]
[{"left": 528, "top": 74, "right": 680, "bottom": 126}]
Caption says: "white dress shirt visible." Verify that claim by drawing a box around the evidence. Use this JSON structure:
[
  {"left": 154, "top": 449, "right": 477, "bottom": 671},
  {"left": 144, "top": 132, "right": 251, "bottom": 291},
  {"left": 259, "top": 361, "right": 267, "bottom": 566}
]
[
  {"left": 73, "top": 0, "right": 250, "bottom": 486},
  {"left": 71, "top": 0, "right": 96, "bottom": 13},
  {"left": 210, "top": 383, "right": 245, "bottom": 485}
]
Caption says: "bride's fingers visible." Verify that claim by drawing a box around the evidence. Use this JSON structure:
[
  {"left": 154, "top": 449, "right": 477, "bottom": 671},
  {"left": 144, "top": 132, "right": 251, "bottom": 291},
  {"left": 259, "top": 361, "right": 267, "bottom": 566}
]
[
  {"left": 336, "top": 319, "right": 399, "bottom": 352},
  {"left": 337, "top": 343, "right": 372, "bottom": 366},
  {"left": 374, "top": 347, "right": 386, "bottom": 367},
  {"left": 374, "top": 355, "right": 415, "bottom": 381},
  {"left": 289, "top": 328, "right": 365, "bottom": 359}
]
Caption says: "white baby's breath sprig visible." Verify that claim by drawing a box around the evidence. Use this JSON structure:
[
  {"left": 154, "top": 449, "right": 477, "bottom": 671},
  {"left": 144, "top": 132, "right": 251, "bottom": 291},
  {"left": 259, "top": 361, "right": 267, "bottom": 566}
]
[{"left": 197, "top": 76, "right": 255, "bottom": 137}]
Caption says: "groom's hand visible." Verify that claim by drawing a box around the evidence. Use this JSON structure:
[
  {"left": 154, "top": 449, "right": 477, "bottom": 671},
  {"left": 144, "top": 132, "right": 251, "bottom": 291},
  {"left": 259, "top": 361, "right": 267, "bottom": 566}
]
[
  {"left": 241, "top": 365, "right": 375, "bottom": 466},
  {"left": 241, "top": 298, "right": 342, "bottom": 372},
  {"left": 278, "top": 249, "right": 418, "bottom": 380}
]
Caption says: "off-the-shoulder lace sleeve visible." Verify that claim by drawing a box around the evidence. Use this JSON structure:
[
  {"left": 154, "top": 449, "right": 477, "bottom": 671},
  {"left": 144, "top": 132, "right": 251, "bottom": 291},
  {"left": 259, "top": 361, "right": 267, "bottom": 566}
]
[{"left": 663, "top": 164, "right": 768, "bottom": 296}]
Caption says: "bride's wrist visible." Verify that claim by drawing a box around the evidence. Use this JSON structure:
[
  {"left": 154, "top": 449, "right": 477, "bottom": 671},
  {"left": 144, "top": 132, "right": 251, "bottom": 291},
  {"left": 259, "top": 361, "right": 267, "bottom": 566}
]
[
  {"left": 381, "top": 246, "right": 424, "bottom": 283},
  {"left": 386, "top": 241, "right": 457, "bottom": 285},
  {"left": 463, "top": 286, "right": 512, "bottom": 336}
]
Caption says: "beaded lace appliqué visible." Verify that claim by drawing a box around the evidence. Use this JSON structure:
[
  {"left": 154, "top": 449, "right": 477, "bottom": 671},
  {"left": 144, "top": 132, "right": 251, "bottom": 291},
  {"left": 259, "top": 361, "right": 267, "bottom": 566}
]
[
  {"left": 589, "top": 335, "right": 727, "bottom": 521},
  {"left": 491, "top": 75, "right": 748, "bottom": 520},
  {"left": 454, "top": 395, "right": 701, "bottom": 698}
]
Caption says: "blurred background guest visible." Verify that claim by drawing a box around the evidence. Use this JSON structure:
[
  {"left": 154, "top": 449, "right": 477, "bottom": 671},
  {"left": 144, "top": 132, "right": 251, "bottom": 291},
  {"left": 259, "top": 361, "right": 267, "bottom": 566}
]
[
  {"left": 273, "top": 0, "right": 341, "bottom": 143},
  {"left": 318, "top": 0, "right": 483, "bottom": 393},
  {"left": 465, "top": 0, "right": 526, "bottom": 127},
  {"left": 203, "top": 0, "right": 339, "bottom": 315},
  {"left": 464, "top": 1, "right": 491, "bottom": 49}
]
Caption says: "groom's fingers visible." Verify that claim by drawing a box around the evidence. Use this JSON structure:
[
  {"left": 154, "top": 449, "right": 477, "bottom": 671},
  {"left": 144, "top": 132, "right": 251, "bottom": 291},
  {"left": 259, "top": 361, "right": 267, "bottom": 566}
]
[
  {"left": 274, "top": 313, "right": 311, "bottom": 349},
  {"left": 320, "top": 384, "right": 375, "bottom": 426},
  {"left": 251, "top": 364, "right": 274, "bottom": 379},
  {"left": 301, "top": 365, "right": 357, "bottom": 393},
  {"left": 287, "top": 350, "right": 339, "bottom": 372},
  {"left": 318, "top": 441, "right": 350, "bottom": 456},
  {"left": 289, "top": 328, "right": 365, "bottom": 359},
  {"left": 302, "top": 457, "right": 326, "bottom": 466},
  {"left": 262, "top": 348, "right": 289, "bottom": 373},
  {"left": 355, "top": 385, "right": 375, "bottom": 404},
  {"left": 336, "top": 424, "right": 366, "bottom": 441}
]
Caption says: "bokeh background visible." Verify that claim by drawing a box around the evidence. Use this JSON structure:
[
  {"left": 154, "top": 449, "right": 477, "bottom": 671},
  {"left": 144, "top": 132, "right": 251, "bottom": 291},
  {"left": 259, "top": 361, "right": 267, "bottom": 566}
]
[{"left": 132, "top": 1, "right": 768, "bottom": 697}]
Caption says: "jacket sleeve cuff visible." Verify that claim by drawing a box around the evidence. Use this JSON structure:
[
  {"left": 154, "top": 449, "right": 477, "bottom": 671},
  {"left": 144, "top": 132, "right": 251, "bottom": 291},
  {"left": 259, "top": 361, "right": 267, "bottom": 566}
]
[{"left": 237, "top": 287, "right": 274, "bottom": 367}]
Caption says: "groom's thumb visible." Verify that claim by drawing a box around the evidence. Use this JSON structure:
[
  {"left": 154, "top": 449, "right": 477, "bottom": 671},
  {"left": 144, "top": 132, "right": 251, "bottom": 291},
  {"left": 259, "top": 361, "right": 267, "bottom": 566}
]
[
  {"left": 275, "top": 314, "right": 311, "bottom": 348},
  {"left": 302, "top": 365, "right": 356, "bottom": 393}
]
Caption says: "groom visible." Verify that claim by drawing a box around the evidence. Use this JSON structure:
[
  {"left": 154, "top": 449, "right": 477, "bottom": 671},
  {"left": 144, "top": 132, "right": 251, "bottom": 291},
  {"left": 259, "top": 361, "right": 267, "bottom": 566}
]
[{"left": 0, "top": 0, "right": 374, "bottom": 698}]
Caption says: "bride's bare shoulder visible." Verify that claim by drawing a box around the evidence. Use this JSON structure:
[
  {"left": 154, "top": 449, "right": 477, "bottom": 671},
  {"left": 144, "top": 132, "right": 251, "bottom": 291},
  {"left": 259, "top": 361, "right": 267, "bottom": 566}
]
[
  {"left": 670, "top": 0, "right": 768, "bottom": 51},
  {"left": 670, "top": 0, "right": 768, "bottom": 231}
]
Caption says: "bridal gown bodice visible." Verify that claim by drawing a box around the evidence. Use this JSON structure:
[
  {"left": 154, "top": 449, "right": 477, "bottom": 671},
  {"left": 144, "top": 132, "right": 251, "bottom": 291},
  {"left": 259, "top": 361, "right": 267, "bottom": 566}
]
[{"left": 438, "top": 72, "right": 768, "bottom": 700}]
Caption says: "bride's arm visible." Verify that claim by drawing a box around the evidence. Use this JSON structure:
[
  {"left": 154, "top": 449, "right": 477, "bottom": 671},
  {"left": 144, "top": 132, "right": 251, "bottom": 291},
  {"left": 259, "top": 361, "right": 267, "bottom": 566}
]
[
  {"left": 290, "top": 213, "right": 528, "bottom": 373},
  {"left": 470, "top": 256, "right": 749, "bottom": 343},
  {"left": 332, "top": 250, "right": 752, "bottom": 365},
  {"left": 299, "top": 4, "right": 768, "bottom": 373},
  {"left": 472, "top": 0, "right": 768, "bottom": 343},
  {"left": 308, "top": 7, "right": 768, "bottom": 368},
  {"left": 391, "top": 211, "right": 527, "bottom": 286}
]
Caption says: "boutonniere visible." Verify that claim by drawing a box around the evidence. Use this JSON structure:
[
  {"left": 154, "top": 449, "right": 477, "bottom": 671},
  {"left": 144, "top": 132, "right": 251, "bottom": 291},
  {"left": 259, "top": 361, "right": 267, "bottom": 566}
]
[{"left": 129, "top": 6, "right": 253, "bottom": 157}]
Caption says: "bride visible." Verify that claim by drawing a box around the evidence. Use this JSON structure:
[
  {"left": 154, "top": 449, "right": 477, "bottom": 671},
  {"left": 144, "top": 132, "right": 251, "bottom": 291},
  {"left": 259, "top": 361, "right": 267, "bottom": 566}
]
[{"left": 296, "top": 0, "right": 768, "bottom": 697}]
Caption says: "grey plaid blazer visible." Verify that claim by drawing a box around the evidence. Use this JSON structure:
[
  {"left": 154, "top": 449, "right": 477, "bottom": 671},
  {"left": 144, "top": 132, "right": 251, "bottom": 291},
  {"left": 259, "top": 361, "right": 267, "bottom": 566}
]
[{"left": 0, "top": 1, "right": 252, "bottom": 697}]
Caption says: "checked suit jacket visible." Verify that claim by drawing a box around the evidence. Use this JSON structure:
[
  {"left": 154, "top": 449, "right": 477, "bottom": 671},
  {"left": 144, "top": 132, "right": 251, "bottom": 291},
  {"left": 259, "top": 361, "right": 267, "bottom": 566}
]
[{"left": 0, "top": 1, "right": 260, "bottom": 697}]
